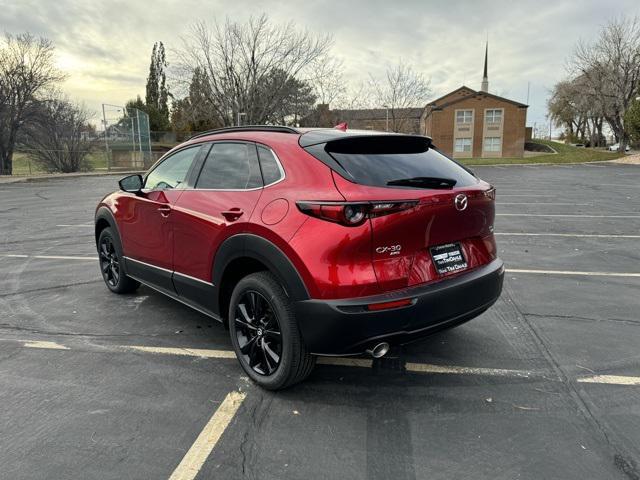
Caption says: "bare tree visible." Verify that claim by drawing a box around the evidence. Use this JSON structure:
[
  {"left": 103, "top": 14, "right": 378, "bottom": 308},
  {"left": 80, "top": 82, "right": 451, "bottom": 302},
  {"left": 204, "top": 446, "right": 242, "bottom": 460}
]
[
  {"left": 21, "top": 95, "right": 95, "bottom": 173},
  {"left": 305, "top": 54, "right": 346, "bottom": 106},
  {"left": 174, "top": 15, "right": 332, "bottom": 126},
  {"left": 370, "top": 62, "right": 431, "bottom": 132},
  {"left": 572, "top": 16, "right": 640, "bottom": 151},
  {"left": 0, "top": 33, "right": 65, "bottom": 174},
  {"left": 334, "top": 81, "right": 374, "bottom": 110},
  {"left": 548, "top": 76, "right": 605, "bottom": 146}
]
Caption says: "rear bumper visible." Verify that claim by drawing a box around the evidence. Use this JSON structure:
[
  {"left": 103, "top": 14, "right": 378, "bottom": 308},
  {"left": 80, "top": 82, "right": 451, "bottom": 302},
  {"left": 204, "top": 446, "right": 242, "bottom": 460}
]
[{"left": 294, "top": 258, "right": 504, "bottom": 355}]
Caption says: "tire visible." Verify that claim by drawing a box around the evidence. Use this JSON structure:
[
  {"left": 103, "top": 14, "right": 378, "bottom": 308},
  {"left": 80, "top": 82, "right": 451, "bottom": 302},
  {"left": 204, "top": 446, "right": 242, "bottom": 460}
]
[
  {"left": 97, "top": 227, "right": 140, "bottom": 294},
  {"left": 228, "top": 271, "right": 315, "bottom": 390}
]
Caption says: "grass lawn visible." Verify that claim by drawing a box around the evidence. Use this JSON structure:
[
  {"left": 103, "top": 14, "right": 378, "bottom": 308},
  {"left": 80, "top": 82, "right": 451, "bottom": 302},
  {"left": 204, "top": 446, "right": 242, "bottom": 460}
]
[
  {"left": 10, "top": 151, "right": 109, "bottom": 175},
  {"left": 460, "top": 140, "right": 625, "bottom": 166},
  {"left": 4, "top": 139, "right": 628, "bottom": 175}
]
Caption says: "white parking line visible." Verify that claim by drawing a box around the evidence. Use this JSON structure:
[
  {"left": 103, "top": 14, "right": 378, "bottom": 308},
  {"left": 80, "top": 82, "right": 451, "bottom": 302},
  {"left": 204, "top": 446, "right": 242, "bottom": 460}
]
[
  {"left": 168, "top": 391, "right": 246, "bottom": 480},
  {"left": 128, "top": 346, "right": 236, "bottom": 358},
  {"left": 318, "top": 357, "right": 373, "bottom": 368},
  {"left": 9, "top": 339, "right": 640, "bottom": 386},
  {"left": 0, "top": 254, "right": 96, "bottom": 261},
  {"left": 24, "top": 341, "right": 69, "bottom": 350},
  {"left": 498, "top": 194, "right": 554, "bottom": 197},
  {"left": 497, "top": 202, "right": 591, "bottom": 206},
  {"left": 404, "top": 363, "right": 533, "bottom": 377},
  {"left": 577, "top": 375, "right": 640, "bottom": 386},
  {"left": 496, "top": 232, "right": 640, "bottom": 239},
  {"left": 596, "top": 183, "right": 640, "bottom": 189},
  {"left": 497, "top": 214, "right": 640, "bottom": 218},
  {"left": 505, "top": 268, "right": 640, "bottom": 278}
]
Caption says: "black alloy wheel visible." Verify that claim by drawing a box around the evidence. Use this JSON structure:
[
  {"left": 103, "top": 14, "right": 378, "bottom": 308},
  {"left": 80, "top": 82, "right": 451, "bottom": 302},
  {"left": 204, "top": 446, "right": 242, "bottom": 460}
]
[
  {"left": 99, "top": 235, "right": 120, "bottom": 288},
  {"left": 97, "top": 227, "right": 139, "bottom": 294},
  {"left": 234, "top": 290, "right": 283, "bottom": 376}
]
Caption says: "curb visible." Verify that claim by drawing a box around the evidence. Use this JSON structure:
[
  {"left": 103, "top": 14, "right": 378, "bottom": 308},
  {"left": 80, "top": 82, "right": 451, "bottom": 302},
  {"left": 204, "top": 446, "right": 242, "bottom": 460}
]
[{"left": 0, "top": 170, "right": 144, "bottom": 184}]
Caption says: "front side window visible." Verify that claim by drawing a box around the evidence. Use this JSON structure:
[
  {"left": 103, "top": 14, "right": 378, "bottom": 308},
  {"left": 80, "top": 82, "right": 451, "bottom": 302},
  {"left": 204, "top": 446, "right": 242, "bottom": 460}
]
[
  {"left": 257, "top": 146, "right": 284, "bottom": 185},
  {"left": 456, "top": 110, "right": 473, "bottom": 124},
  {"left": 454, "top": 138, "right": 472, "bottom": 153},
  {"left": 484, "top": 137, "right": 502, "bottom": 152},
  {"left": 196, "top": 142, "right": 262, "bottom": 189},
  {"left": 145, "top": 146, "right": 201, "bottom": 190},
  {"left": 485, "top": 109, "right": 502, "bottom": 123}
]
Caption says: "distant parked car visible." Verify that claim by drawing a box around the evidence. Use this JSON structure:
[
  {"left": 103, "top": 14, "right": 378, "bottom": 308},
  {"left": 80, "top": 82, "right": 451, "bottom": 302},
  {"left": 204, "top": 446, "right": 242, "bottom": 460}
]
[{"left": 608, "top": 143, "right": 631, "bottom": 152}]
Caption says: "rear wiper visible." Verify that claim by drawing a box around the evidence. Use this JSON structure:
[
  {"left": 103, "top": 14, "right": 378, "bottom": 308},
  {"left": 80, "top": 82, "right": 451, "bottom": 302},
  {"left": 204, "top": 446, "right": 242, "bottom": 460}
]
[{"left": 386, "top": 176, "right": 457, "bottom": 189}]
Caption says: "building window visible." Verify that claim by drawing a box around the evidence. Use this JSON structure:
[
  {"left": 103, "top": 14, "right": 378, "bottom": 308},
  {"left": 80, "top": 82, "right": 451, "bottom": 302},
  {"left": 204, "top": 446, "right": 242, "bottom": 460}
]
[
  {"left": 454, "top": 138, "right": 472, "bottom": 153},
  {"left": 485, "top": 109, "right": 502, "bottom": 123},
  {"left": 456, "top": 110, "right": 473, "bottom": 124},
  {"left": 484, "top": 137, "right": 502, "bottom": 152}
]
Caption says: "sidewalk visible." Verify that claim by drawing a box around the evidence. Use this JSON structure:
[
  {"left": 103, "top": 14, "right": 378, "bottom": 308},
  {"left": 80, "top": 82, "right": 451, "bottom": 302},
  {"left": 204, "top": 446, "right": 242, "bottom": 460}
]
[
  {"left": 0, "top": 170, "right": 143, "bottom": 184},
  {"left": 610, "top": 153, "right": 640, "bottom": 164}
]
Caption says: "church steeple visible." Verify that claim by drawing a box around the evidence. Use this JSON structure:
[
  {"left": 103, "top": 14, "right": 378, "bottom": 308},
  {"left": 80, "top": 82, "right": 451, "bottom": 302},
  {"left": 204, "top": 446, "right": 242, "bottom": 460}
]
[{"left": 480, "top": 41, "right": 489, "bottom": 92}]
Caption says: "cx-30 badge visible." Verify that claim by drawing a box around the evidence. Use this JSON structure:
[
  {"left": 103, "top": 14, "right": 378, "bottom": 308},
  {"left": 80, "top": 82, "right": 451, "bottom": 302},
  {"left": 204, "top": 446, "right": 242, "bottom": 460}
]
[{"left": 454, "top": 193, "right": 468, "bottom": 211}]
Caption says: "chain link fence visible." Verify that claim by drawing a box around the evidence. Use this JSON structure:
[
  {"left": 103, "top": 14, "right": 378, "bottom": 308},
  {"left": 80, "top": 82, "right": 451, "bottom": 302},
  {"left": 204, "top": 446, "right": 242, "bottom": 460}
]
[{"left": 101, "top": 104, "right": 155, "bottom": 171}]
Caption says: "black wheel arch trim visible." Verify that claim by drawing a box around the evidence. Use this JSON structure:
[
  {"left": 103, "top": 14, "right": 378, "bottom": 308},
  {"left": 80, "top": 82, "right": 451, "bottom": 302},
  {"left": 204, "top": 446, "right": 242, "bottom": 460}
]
[
  {"left": 212, "top": 234, "right": 310, "bottom": 302},
  {"left": 95, "top": 206, "right": 120, "bottom": 247}
]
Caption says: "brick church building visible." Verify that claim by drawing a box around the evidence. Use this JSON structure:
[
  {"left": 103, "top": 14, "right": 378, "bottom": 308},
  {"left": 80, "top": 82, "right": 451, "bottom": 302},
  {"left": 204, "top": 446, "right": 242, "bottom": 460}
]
[{"left": 302, "top": 44, "right": 528, "bottom": 158}]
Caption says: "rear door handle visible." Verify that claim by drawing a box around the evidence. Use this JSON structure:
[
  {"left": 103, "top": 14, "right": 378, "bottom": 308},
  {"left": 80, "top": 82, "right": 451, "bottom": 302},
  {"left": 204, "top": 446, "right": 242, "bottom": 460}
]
[
  {"left": 158, "top": 206, "right": 172, "bottom": 217},
  {"left": 221, "top": 208, "right": 243, "bottom": 221}
]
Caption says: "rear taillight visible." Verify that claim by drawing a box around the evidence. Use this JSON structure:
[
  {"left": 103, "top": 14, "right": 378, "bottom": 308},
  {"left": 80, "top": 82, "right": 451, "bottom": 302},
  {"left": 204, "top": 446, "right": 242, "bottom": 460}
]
[
  {"left": 297, "top": 201, "right": 417, "bottom": 227},
  {"left": 484, "top": 186, "right": 496, "bottom": 200}
]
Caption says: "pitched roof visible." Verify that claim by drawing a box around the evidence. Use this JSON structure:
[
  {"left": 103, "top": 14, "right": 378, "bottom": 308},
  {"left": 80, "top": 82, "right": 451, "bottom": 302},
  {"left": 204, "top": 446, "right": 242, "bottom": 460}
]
[
  {"left": 332, "top": 107, "right": 424, "bottom": 120},
  {"left": 428, "top": 86, "right": 528, "bottom": 109}
]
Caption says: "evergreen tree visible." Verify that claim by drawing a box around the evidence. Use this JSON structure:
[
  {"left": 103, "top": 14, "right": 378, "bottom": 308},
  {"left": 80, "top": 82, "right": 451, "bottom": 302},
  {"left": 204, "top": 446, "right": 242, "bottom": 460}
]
[{"left": 145, "top": 42, "right": 170, "bottom": 132}]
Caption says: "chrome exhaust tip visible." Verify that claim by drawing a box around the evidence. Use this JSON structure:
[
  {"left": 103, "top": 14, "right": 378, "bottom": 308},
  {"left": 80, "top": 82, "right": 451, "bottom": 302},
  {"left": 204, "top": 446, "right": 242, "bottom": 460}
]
[{"left": 366, "top": 342, "right": 390, "bottom": 359}]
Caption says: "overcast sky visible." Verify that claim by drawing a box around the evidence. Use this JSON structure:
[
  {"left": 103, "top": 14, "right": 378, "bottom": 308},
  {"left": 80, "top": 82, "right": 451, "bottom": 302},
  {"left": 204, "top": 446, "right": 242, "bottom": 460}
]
[{"left": 2, "top": 0, "right": 639, "bottom": 129}]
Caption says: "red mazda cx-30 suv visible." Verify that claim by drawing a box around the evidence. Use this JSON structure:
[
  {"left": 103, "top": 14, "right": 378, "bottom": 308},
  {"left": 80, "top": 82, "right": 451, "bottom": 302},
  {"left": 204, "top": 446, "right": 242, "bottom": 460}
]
[{"left": 95, "top": 126, "right": 503, "bottom": 389}]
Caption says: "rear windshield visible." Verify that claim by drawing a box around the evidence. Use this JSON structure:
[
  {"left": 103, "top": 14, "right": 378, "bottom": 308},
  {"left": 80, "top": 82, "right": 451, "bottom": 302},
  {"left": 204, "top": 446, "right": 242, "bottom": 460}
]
[{"left": 325, "top": 136, "right": 478, "bottom": 188}]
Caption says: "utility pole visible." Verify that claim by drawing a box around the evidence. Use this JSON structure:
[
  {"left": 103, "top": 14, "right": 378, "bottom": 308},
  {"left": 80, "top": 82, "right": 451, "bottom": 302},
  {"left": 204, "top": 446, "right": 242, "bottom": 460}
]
[
  {"left": 383, "top": 105, "right": 389, "bottom": 132},
  {"left": 526, "top": 82, "right": 530, "bottom": 105},
  {"left": 102, "top": 104, "right": 110, "bottom": 171}
]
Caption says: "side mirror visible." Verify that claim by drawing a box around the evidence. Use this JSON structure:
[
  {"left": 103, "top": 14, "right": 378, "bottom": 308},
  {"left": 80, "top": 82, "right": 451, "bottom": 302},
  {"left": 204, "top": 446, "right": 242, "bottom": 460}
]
[{"left": 119, "top": 174, "right": 143, "bottom": 193}]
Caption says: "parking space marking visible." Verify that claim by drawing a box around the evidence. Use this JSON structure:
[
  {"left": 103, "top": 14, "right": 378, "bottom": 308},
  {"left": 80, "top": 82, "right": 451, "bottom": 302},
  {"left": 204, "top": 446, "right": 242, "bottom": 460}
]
[
  {"left": 497, "top": 202, "right": 591, "bottom": 206},
  {"left": 506, "top": 268, "right": 640, "bottom": 277},
  {"left": 596, "top": 183, "right": 640, "bottom": 189},
  {"left": 128, "top": 346, "right": 236, "bottom": 358},
  {"left": 577, "top": 375, "right": 640, "bottom": 386},
  {"left": 168, "top": 391, "right": 246, "bottom": 480},
  {"left": 496, "top": 232, "right": 640, "bottom": 239},
  {"left": 498, "top": 194, "right": 555, "bottom": 197},
  {"left": 8, "top": 339, "right": 640, "bottom": 387},
  {"left": 317, "top": 357, "right": 373, "bottom": 368},
  {"left": 497, "top": 213, "right": 640, "bottom": 218},
  {"left": 24, "top": 340, "right": 69, "bottom": 350},
  {"left": 0, "top": 254, "right": 95, "bottom": 261},
  {"left": 404, "top": 362, "right": 533, "bottom": 377}
]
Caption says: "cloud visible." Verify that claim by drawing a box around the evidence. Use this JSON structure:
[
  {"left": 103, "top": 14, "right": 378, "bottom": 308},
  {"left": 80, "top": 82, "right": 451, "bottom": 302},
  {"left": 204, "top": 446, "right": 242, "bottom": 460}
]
[{"left": 2, "top": 0, "right": 639, "bottom": 125}]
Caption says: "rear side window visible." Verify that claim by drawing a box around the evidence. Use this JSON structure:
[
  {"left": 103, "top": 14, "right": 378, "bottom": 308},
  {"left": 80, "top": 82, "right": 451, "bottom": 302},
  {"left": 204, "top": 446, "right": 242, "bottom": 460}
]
[
  {"left": 324, "top": 136, "right": 477, "bottom": 188},
  {"left": 257, "top": 146, "right": 284, "bottom": 185},
  {"left": 196, "top": 142, "right": 262, "bottom": 189},
  {"left": 145, "top": 146, "right": 201, "bottom": 190}
]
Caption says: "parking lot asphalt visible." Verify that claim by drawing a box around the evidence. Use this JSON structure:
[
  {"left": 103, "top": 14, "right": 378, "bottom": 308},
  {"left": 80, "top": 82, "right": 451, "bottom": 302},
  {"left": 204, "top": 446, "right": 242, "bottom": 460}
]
[{"left": 1, "top": 163, "right": 639, "bottom": 480}]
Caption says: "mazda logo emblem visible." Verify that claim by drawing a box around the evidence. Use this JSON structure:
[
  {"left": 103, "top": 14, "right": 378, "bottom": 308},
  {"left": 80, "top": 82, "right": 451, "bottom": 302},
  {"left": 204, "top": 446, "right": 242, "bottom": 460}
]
[{"left": 454, "top": 193, "right": 468, "bottom": 211}]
